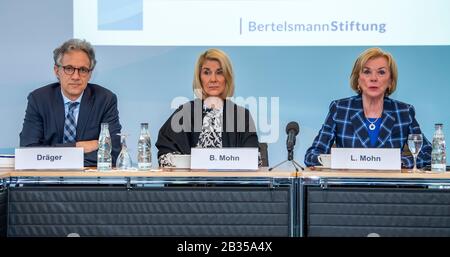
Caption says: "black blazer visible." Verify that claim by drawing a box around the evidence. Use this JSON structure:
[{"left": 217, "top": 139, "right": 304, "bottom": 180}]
[
  {"left": 19, "top": 82, "right": 122, "bottom": 167},
  {"left": 156, "top": 99, "right": 259, "bottom": 157}
]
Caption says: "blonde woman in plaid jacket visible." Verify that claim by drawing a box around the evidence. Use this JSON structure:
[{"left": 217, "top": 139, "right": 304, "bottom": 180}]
[{"left": 305, "top": 48, "right": 431, "bottom": 168}]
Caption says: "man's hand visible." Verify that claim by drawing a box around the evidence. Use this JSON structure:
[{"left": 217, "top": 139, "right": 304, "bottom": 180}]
[{"left": 76, "top": 140, "right": 98, "bottom": 153}]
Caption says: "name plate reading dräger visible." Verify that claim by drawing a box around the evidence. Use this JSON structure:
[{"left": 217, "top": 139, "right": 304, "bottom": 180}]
[
  {"left": 190, "top": 148, "right": 258, "bottom": 170},
  {"left": 15, "top": 147, "right": 84, "bottom": 170},
  {"left": 331, "top": 148, "right": 401, "bottom": 170}
]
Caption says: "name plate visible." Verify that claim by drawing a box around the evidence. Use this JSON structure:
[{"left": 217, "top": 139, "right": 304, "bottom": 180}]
[
  {"left": 331, "top": 148, "right": 401, "bottom": 170},
  {"left": 15, "top": 147, "right": 84, "bottom": 170},
  {"left": 190, "top": 148, "right": 258, "bottom": 170}
]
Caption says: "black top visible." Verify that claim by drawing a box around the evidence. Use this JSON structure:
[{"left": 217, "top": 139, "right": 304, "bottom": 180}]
[{"left": 156, "top": 99, "right": 259, "bottom": 157}]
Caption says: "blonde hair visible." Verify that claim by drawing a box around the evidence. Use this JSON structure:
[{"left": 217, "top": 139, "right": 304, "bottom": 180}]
[
  {"left": 193, "top": 48, "right": 234, "bottom": 99},
  {"left": 350, "top": 47, "right": 398, "bottom": 96}
]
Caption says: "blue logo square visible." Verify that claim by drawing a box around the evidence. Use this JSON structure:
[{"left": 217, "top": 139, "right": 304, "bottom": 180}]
[{"left": 98, "top": 0, "right": 143, "bottom": 30}]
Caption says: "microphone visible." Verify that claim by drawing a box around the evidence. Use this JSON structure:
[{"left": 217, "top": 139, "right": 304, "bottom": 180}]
[
  {"left": 286, "top": 121, "right": 299, "bottom": 152},
  {"left": 269, "top": 121, "right": 303, "bottom": 171}
]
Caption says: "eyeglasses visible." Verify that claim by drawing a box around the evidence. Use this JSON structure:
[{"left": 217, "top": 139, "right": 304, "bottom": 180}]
[{"left": 58, "top": 65, "right": 91, "bottom": 76}]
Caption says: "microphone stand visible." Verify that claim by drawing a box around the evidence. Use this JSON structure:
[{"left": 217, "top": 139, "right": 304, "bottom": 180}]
[{"left": 269, "top": 148, "right": 304, "bottom": 171}]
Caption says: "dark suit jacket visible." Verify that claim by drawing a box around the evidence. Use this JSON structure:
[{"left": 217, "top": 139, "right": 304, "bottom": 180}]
[
  {"left": 304, "top": 95, "right": 432, "bottom": 168},
  {"left": 156, "top": 99, "right": 259, "bottom": 158},
  {"left": 19, "top": 82, "right": 122, "bottom": 167}
]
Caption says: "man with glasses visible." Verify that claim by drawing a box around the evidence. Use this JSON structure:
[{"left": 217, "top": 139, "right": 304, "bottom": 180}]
[{"left": 19, "top": 38, "right": 122, "bottom": 167}]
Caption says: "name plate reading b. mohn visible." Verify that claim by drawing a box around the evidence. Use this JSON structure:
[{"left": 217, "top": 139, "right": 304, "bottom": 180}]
[
  {"left": 331, "top": 148, "right": 401, "bottom": 170},
  {"left": 190, "top": 148, "right": 258, "bottom": 170},
  {"left": 15, "top": 147, "right": 84, "bottom": 170}
]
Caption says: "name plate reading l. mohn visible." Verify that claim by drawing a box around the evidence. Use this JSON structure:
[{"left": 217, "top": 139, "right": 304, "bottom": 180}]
[
  {"left": 15, "top": 147, "right": 84, "bottom": 170},
  {"left": 190, "top": 148, "right": 258, "bottom": 170},
  {"left": 331, "top": 148, "right": 401, "bottom": 170}
]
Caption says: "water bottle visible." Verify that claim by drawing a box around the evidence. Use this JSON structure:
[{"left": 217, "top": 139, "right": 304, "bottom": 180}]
[
  {"left": 137, "top": 123, "right": 152, "bottom": 170},
  {"left": 97, "top": 122, "right": 112, "bottom": 171},
  {"left": 431, "top": 123, "right": 447, "bottom": 172}
]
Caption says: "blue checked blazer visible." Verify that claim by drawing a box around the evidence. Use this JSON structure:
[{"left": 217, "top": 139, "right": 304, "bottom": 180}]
[{"left": 304, "top": 95, "right": 431, "bottom": 168}]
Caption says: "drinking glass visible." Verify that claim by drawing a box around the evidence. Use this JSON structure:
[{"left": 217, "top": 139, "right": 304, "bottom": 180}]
[
  {"left": 407, "top": 134, "right": 423, "bottom": 172},
  {"left": 116, "top": 133, "right": 133, "bottom": 170}
]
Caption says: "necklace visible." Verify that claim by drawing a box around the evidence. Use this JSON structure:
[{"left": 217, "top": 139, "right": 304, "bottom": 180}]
[{"left": 367, "top": 118, "right": 380, "bottom": 131}]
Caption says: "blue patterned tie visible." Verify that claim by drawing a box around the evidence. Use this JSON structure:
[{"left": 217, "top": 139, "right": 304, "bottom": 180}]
[{"left": 63, "top": 102, "right": 79, "bottom": 143}]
